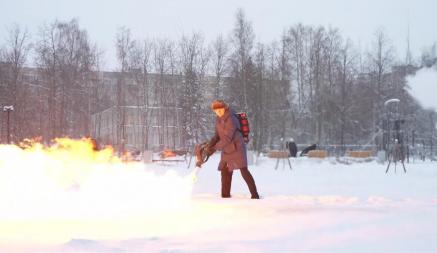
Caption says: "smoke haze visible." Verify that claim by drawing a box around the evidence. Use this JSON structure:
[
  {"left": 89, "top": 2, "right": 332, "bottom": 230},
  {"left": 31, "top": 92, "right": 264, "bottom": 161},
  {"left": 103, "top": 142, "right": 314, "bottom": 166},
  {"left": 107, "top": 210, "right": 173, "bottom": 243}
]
[{"left": 407, "top": 66, "right": 437, "bottom": 110}]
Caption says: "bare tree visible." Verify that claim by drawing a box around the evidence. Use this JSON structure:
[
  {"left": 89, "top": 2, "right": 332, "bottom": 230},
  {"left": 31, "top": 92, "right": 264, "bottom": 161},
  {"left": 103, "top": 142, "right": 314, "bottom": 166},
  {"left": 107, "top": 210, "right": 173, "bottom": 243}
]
[
  {"left": 115, "top": 26, "right": 135, "bottom": 152},
  {"left": 35, "top": 21, "right": 59, "bottom": 140},
  {"left": 367, "top": 27, "right": 395, "bottom": 139},
  {"left": 89, "top": 46, "right": 106, "bottom": 142},
  {"left": 56, "top": 20, "right": 97, "bottom": 137},
  {"left": 229, "top": 8, "right": 255, "bottom": 110},
  {"left": 320, "top": 28, "right": 341, "bottom": 143},
  {"left": 152, "top": 38, "right": 171, "bottom": 148},
  {"left": 277, "top": 32, "right": 293, "bottom": 142},
  {"left": 130, "top": 39, "right": 153, "bottom": 150},
  {"left": 1, "top": 24, "right": 31, "bottom": 142},
  {"left": 252, "top": 43, "right": 267, "bottom": 152},
  {"left": 287, "top": 24, "right": 307, "bottom": 113},
  {"left": 163, "top": 40, "right": 177, "bottom": 148},
  {"left": 211, "top": 34, "right": 228, "bottom": 98},
  {"left": 337, "top": 39, "right": 357, "bottom": 150},
  {"left": 175, "top": 33, "right": 211, "bottom": 147},
  {"left": 179, "top": 33, "right": 207, "bottom": 145},
  {"left": 35, "top": 19, "right": 97, "bottom": 140}
]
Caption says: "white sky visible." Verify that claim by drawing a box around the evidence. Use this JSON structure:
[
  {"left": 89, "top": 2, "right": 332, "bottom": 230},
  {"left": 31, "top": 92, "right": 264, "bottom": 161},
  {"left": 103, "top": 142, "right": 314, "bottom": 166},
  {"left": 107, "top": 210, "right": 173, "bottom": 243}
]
[{"left": 0, "top": 0, "right": 436, "bottom": 70}]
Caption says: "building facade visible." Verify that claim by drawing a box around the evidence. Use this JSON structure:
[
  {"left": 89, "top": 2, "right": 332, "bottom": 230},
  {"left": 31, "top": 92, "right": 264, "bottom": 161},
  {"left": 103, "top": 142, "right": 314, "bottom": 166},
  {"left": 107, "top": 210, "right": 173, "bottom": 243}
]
[{"left": 90, "top": 71, "right": 214, "bottom": 152}]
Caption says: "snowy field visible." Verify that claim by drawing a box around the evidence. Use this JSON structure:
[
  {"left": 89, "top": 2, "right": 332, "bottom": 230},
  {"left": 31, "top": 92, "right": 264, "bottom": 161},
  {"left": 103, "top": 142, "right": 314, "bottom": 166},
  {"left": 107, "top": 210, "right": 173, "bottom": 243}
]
[{"left": 1, "top": 146, "right": 437, "bottom": 253}]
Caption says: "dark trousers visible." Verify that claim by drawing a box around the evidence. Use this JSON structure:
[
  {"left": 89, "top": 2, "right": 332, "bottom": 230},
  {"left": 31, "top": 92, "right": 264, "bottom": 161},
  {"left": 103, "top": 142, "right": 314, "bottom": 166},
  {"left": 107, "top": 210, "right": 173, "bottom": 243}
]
[{"left": 221, "top": 165, "right": 259, "bottom": 198}]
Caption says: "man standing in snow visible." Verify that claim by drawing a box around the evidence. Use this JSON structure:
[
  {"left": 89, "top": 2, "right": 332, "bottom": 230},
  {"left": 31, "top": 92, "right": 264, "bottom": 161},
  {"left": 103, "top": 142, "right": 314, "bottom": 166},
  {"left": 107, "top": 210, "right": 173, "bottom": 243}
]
[
  {"left": 206, "top": 100, "right": 259, "bottom": 199},
  {"left": 286, "top": 138, "right": 297, "bottom": 157}
]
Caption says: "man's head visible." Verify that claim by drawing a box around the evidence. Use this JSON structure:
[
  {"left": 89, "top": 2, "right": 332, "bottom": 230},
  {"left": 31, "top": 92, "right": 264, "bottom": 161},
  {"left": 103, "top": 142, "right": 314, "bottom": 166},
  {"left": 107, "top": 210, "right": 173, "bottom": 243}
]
[{"left": 211, "top": 100, "right": 228, "bottom": 117}]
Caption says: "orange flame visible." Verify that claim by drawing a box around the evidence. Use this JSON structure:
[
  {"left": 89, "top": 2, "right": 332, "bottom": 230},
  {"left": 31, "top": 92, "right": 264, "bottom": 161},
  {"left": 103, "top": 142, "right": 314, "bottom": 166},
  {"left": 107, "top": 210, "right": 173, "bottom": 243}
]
[{"left": 0, "top": 138, "right": 197, "bottom": 246}]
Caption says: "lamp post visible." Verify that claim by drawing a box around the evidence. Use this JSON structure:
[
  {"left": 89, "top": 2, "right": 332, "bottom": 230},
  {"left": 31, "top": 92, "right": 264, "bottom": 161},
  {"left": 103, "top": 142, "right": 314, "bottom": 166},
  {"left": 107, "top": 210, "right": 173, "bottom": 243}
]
[
  {"left": 431, "top": 111, "right": 435, "bottom": 161},
  {"left": 383, "top": 98, "right": 401, "bottom": 161},
  {"left": 384, "top": 99, "right": 400, "bottom": 148},
  {"left": 3, "top": 105, "right": 14, "bottom": 144}
]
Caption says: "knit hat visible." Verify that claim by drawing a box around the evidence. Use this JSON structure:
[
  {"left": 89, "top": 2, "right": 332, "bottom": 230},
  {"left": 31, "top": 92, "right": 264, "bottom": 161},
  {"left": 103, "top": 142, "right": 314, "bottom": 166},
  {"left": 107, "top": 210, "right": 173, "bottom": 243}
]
[{"left": 211, "top": 100, "right": 228, "bottom": 110}]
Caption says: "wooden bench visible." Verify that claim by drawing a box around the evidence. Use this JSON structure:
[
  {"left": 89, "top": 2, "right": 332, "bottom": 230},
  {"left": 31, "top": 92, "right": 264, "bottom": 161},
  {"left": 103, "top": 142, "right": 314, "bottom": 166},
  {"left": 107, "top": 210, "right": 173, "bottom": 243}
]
[
  {"left": 346, "top": 151, "right": 373, "bottom": 158},
  {"left": 268, "top": 150, "right": 290, "bottom": 159},
  {"left": 307, "top": 150, "right": 328, "bottom": 158}
]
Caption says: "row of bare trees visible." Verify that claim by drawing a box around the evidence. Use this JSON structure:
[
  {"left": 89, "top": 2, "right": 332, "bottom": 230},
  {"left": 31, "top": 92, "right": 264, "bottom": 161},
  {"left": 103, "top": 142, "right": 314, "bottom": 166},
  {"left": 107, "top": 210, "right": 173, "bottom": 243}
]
[
  {"left": 1, "top": 9, "right": 436, "bottom": 154},
  {"left": 0, "top": 20, "right": 100, "bottom": 143},
  {"left": 0, "top": 25, "right": 31, "bottom": 142},
  {"left": 112, "top": 28, "right": 212, "bottom": 150}
]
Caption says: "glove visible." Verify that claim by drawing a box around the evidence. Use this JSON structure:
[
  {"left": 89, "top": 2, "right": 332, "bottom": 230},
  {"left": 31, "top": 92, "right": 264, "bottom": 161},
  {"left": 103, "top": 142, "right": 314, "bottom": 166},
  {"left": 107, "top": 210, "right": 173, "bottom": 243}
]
[
  {"left": 196, "top": 160, "right": 203, "bottom": 167},
  {"left": 205, "top": 144, "right": 216, "bottom": 156}
]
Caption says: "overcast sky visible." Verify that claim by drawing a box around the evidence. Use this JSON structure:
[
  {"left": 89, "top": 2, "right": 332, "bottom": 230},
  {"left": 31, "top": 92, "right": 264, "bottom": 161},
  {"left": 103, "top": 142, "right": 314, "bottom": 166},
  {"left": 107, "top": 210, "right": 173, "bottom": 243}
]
[{"left": 0, "top": 0, "right": 436, "bottom": 70}]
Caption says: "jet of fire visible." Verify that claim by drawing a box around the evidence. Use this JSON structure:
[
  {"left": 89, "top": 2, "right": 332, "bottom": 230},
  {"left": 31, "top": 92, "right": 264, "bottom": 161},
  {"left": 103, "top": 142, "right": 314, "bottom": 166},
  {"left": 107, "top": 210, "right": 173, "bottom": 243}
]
[{"left": 0, "top": 138, "right": 196, "bottom": 246}]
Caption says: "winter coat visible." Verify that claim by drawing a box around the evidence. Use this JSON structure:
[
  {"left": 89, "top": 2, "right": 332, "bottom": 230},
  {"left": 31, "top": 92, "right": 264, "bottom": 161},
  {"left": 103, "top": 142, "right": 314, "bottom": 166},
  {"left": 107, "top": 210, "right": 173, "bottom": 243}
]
[{"left": 209, "top": 108, "right": 247, "bottom": 171}]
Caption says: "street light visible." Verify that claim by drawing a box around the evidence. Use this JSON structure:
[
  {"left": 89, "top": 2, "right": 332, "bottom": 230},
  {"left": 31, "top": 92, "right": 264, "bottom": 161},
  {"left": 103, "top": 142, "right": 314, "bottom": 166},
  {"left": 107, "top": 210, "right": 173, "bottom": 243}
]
[
  {"left": 384, "top": 98, "right": 400, "bottom": 152},
  {"left": 3, "top": 105, "right": 14, "bottom": 144},
  {"left": 383, "top": 98, "right": 407, "bottom": 173},
  {"left": 384, "top": 98, "right": 400, "bottom": 107}
]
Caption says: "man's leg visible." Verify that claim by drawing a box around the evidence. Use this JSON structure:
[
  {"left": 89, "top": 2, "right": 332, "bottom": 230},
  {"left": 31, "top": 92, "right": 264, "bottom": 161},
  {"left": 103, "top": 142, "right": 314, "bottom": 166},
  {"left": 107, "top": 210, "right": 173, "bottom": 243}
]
[
  {"left": 240, "top": 167, "right": 259, "bottom": 199},
  {"left": 221, "top": 165, "right": 233, "bottom": 198}
]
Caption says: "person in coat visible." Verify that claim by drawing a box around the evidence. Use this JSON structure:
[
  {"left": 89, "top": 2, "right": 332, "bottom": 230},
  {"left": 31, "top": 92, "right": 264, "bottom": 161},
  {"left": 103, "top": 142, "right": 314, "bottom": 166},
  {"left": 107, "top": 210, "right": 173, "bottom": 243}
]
[
  {"left": 207, "top": 100, "right": 259, "bottom": 199},
  {"left": 286, "top": 138, "right": 297, "bottom": 157}
]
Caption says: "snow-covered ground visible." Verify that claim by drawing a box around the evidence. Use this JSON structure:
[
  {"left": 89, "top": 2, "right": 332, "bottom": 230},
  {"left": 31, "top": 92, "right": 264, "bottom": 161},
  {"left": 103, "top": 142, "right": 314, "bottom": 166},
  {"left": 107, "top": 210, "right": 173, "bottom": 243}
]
[{"left": 1, "top": 151, "right": 437, "bottom": 253}]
